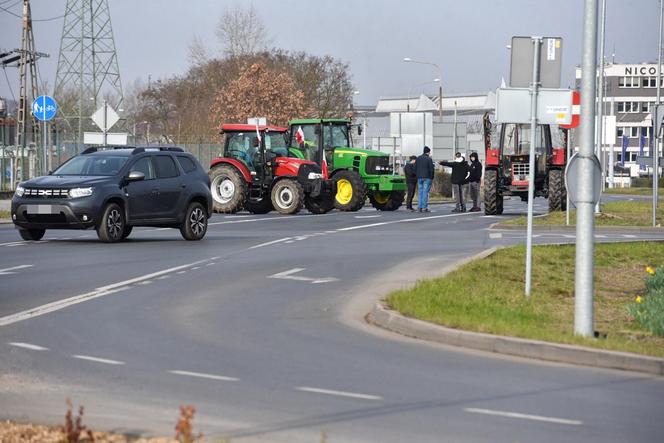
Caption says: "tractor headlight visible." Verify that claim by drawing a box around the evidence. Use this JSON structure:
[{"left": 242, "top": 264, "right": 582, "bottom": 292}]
[
  {"left": 68, "top": 187, "right": 93, "bottom": 198},
  {"left": 14, "top": 185, "right": 25, "bottom": 198},
  {"left": 307, "top": 172, "right": 323, "bottom": 180}
]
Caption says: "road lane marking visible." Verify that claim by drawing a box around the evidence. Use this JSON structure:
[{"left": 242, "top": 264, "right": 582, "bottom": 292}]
[
  {"left": 72, "top": 354, "right": 125, "bottom": 365},
  {"left": 296, "top": 386, "right": 382, "bottom": 401},
  {"left": 464, "top": 408, "right": 582, "bottom": 426},
  {"left": 336, "top": 211, "right": 475, "bottom": 232},
  {"left": 268, "top": 268, "right": 338, "bottom": 284},
  {"left": 0, "top": 264, "right": 33, "bottom": 275},
  {"left": 209, "top": 213, "right": 332, "bottom": 226},
  {"left": 0, "top": 258, "right": 213, "bottom": 327},
  {"left": 489, "top": 233, "right": 502, "bottom": 239},
  {"left": 168, "top": 370, "right": 239, "bottom": 382},
  {"left": 249, "top": 237, "right": 293, "bottom": 249},
  {"left": 8, "top": 342, "right": 49, "bottom": 351},
  {"left": 354, "top": 215, "right": 381, "bottom": 219}
]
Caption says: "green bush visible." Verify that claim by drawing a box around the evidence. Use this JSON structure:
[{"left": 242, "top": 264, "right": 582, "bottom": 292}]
[
  {"left": 631, "top": 177, "right": 664, "bottom": 188},
  {"left": 431, "top": 170, "right": 452, "bottom": 197},
  {"left": 628, "top": 266, "right": 664, "bottom": 336}
]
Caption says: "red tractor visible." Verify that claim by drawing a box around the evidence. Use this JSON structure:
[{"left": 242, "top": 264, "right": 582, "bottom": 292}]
[
  {"left": 482, "top": 113, "right": 567, "bottom": 215},
  {"left": 209, "top": 124, "right": 335, "bottom": 215}
]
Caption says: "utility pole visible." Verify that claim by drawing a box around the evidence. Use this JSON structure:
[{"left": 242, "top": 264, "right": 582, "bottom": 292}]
[
  {"left": 595, "top": 0, "right": 607, "bottom": 214},
  {"left": 575, "top": 0, "right": 599, "bottom": 338},
  {"left": 654, "top": 0, "right": 663, "bottom": 227},
  {"left": 16, "top": 0, "right": 42, "bottom": 184}
]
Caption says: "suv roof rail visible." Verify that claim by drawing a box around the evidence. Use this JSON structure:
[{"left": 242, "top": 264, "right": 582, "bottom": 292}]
[
  {"left": 131, "top": 147, "right": 145, "bottom": 155},
  {"left": 81, "top": 147, "right": 97, "bottom": 154},
  {"left": 159, "top": 147, "right": 184, "bottom": 152}
]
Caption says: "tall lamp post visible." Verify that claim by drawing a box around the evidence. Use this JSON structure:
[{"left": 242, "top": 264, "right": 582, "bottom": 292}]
[{"left": 404, "top": 57, "right": 443, "bottom": 119}]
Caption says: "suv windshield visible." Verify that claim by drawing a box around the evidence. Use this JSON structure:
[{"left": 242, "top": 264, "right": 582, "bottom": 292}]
[{"left": 53, "top": 155, "right": 128, "bottom": 176}]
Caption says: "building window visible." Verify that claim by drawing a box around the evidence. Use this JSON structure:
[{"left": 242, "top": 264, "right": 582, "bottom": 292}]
[
  {"left": 641, "top": 127, "right": 650, "bottom": 137},
  {"left": 630, "top": 152, "right": 638, "bottom": 162},
  {"left": 643, "top": 77, "right": 659, "bottom": 88},
  {"left": 617, "top": 102, "right": 625, "bottom": 113},
  {"left": 641, "top": 102, "right": 650, "bottom": 113},
  {"left": 619, "top": 76, "right": 641, "bottom": 88},
  {"left": 630, "top": 127, "right": 639, "bottom": 138},
  {"left": 617, "top": 127, "right": 625, "bottom": 137}
]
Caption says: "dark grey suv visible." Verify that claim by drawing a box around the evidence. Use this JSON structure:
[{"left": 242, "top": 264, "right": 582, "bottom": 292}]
[{"left": 11, "top": 147, "right": 212, "bottom": 242}]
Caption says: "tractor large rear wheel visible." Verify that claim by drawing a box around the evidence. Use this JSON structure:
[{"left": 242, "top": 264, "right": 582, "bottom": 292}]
[
  {"left": 548, "top": 169, "right": 566, "bottom": 212},
  {"left": 210, "top": 165, "right": 247, "bottom": 213},
  {"left": 333, "top": 170, "right": 366, "bottom": 211},
  {"left": 271, "top": 178, "right": 304, "bottom": 215},
  {"left": 368, "top": 190, "right": 405, "bottom": 211},
  {"left": 484, "top": 169, "right": 503, "bottom": 215}
]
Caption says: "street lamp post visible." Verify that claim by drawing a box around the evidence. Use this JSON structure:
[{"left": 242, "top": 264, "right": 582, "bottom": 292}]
[{"left": 404, "top": 57, "right": 443, "bottom": 119}]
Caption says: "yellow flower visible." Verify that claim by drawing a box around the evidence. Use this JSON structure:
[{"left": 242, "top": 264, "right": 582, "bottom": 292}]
[
  {"left": 635, "top": 296, "right": 643, "bottom": 304},
  {"left": 646, "top": 266, "right": 655, "bottom": 275}
]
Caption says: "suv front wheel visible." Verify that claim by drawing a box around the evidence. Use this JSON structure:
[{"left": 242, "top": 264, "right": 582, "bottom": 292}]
[
  {"left": 180, "top": 201, "right": 208, "bottom": 241},
  {"left": 97, "top": 203, "right": 126, "bottom": 243},
  {"left": 19, "top": 228, "right": 45, "bottom": 241}
]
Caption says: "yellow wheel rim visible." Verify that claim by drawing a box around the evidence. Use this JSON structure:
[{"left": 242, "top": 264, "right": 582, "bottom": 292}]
[
  {"left": 336, "top": 179, "right": 353, "bottom": 205},
  {"left": 373, "top": 192, "right": 389, "bottom": 204}
]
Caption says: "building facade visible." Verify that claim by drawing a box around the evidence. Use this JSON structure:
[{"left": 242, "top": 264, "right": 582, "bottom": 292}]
[{"left": 575, "top": 63, "right": 660, "bottom": 177}]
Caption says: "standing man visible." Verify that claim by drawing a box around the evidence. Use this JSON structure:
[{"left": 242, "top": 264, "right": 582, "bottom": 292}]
[
  {"left": 404, "top": 155, "right": 418, "bottom": 211},
  {"left": 415, "top": 146, "right": 434, "bottom": 212},
  {"left": 440, "top": 152, "right": 470, "bottom": 213},
  {"left": 467, "top": 152, "right": 482, "bottom": 212}
]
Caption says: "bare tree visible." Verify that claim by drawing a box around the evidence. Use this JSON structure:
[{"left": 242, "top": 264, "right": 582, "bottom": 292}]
[
  {"left": 216, "top": 3, "right": 271, "bottom": 58},
  {"left": 188, "top": 34, "right": 209, "bottom": 66}
]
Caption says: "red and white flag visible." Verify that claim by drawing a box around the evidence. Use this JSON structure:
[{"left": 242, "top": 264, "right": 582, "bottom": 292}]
[
  {"left": 255, "top": 120, "right": 262, "bottom": 143},
  {"left": 295, "top": 126, "right": 304, "bottom": 145},
  {"left": 322, "top": 153, "right": 329, "bottom": 180}
]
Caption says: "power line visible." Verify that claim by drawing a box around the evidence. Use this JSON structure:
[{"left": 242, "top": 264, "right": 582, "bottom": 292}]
[
  {"left": 2, "top": 66, "right": 17, "bottom": 102},
  {"left": 0, "top": 2, "right": 64, "bottom": 21}
]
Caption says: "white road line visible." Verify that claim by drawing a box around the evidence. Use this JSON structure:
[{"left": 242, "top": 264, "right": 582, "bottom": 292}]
[
  {"left": 72, "top": 354, "right": 125, "bottom": 365},
  {"left": 336, "top": 211, "right": 474, "bottom": 232},
  {"left": 0, "top": 264, "right": 33, "bottom": 276},
  {"left": 268, "top": 268, "right": 338, "bottom": 284},
  {"left": 209, "top": 213, "right": 329, "bottom": 226},
  {"left": 0, "top": 241, "right": 27, "bottom": 247},
  {"left": 354, "top": 215, "right": 381, "bottom": 219},
  {"left": 489, "top": 233, "right": 502, "bottom": 239},
  {"left": 0, "top": 258, "right": 212, "bottom": 327},
  {"left": 168, "top": 370, "right": 239, "bottom": 382},
  {"left": 296, "top": 386, "right": 382, "bottom": 401},
  {"left": 623, "top": 234, "right": 637, "bottom": 238},
  {"left": 249, "top": 237, "right": 293, "bottom": 249},
  {"left": 176, "top": 270, "right": 187, "bottom": 274},
  {"left": 464, "top": 408, "right": 582, "bottom": 426},
  {"left": 191, "top": 266, "right": 200, "bottom": 270},
  {"left": 8, "top": 342, "right": 49, "bottom": 351}
]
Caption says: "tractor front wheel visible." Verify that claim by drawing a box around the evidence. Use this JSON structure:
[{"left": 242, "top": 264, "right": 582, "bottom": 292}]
[
  {"left": 333, "top": 170, "right": 366, "bottom": 211},
  {"left": 271, "top": 179, "right": 304, "bottom": 215},
  {"left": 484, "top": 169, "right": 503, "bottom": 215},
  {"left": 548, "top": 169, "right": 566, "bottom": 212},
  {"left": 368, "top": 190, "right": 405, "bottom": 211},
  {"left": 210, "top": 165, "right": 247, "bottom": 213}
]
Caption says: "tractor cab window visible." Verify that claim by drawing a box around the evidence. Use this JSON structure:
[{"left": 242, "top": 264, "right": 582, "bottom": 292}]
[
  {"left": 225, "top": 132, "right": 261, "bottom": 171},
  {"left": 265, "top": 131, "right": 288, "bottom": 158},
  {"left": 502, "top": 124, "right": 548, "bottom": 156},
  {"left": 323, "top": 124, "right": 349, "bottom": 149},
  {"left": 289, "top": 125, "right": 319, "bottom": 162}
]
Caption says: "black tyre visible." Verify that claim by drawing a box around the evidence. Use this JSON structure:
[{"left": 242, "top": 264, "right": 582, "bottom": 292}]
[
  {"left": 305, "top": 194, "right": 335, "bottom": 214},
  {"left": 484, "top": 169, "right": 503, "bottom": 215},
  {"left": 271, "top": 178, "right": 304, "bottom": 215},
  {"left": 245, "top": 197, "right": 273, "bottom": 214},
  {"left": 121, "top": 225, "right": 133, "bottom": 239},
  {"left": 368, "top": 190, "right": 405, "bottom": 211},
  {"left": 333, "top": 170, "right": 366, "bottom": 211},
  {"left": 548, "top": 169, "right": 566, "bottom": 212},
  {"left": 180, "top": 201, "right": 208, "bottom": 241},
  {"left": 19, "top": 228, "right": 45, "bottom": 241},
  {"left": 97, "top": 203, "right": 125, "bottom": 243},
  {"left": 210, "top": 164, "right": 247, "bottom": 213}
]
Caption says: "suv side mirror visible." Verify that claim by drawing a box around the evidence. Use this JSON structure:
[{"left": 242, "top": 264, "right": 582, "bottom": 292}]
[{"left": 126, "top": 170, "right": 145, "bottom": 182}]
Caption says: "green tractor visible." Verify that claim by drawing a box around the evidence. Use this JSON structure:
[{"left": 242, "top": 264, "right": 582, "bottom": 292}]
[{"left": 287, "top": 118, "right": 406, "bottom": 211}]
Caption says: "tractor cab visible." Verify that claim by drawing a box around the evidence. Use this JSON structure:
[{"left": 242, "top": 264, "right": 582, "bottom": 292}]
[
  {"left": 499, "top": 123, "right": 553, "bottom": 190},
  {"left": 288, "top": 119, "right": 354, "bottom": 169}
]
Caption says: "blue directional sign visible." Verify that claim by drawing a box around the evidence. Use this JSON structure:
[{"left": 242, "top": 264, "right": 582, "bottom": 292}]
[{"left": 32, "top": 95, "right": 58, "bottom": 121}]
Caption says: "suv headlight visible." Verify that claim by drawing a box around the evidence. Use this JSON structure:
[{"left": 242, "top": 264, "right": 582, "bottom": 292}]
[
  {"left": 68, "top": 187, "right": 93, "bottom": 198},
  {"left": 307, "top": 172, "right": 323, "bottom": 180},
  {"left": 14, "top": 185, "right": 25, "bottom": 197}
]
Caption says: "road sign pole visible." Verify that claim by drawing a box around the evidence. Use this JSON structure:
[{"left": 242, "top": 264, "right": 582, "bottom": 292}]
[
  {"left": 103, "top": 100, "right": 108, "bottom": 147},
  {"left": 525, "top": 36, "right": 542, "bottom": 297},
  {"left": 566, "top": 128, "right": 571, "bottom": 226},
  {"left": 654, "top": 0, "right": 663, "bottom": 227},
  {"left": 575, "top": 0, "right": 598, "bottom": 338}
]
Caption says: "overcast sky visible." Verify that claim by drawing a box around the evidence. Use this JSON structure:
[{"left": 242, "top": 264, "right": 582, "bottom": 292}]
[{"left": 0, "top": 0, "right": 661, "bottom": 106}]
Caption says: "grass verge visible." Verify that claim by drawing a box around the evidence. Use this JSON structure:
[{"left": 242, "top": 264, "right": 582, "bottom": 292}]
[
  {"left": 0, "top": 210, "right": 10, "bottom": 219},
  {"left": 604, "top": 187, "right": 656, "bottom": 196},
  {"left": 387, "top": 242, "right": 664, "bottom": 357},
  {"left": 501, "top": 200, "right": 663, "bottom": 227}
]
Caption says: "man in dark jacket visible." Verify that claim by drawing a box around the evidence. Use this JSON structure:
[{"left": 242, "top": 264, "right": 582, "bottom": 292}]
[
  {"left": 404, "top": 155, "right": 418, "bottom": 211},
  {"left": 440, "top": 152, "right": 470, "bottom": 212},
  {"left": 415, "top": 146, "right": 434, "bottom": 212},
  {"left": 467, "top": 152, "right": 482, "bottom": 212}
]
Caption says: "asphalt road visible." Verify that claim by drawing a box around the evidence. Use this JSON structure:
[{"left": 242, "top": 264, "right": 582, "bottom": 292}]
[{"left": 1, "top": 197, "right": 663, "bottom": 443}]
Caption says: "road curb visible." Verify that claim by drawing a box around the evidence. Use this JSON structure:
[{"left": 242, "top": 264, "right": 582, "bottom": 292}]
[
  {"left": 489, "top": 223, "right": 664, "bottom": 232},
  {"left": 370, "top": 302, "right": 664, "bottom": 376}
]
